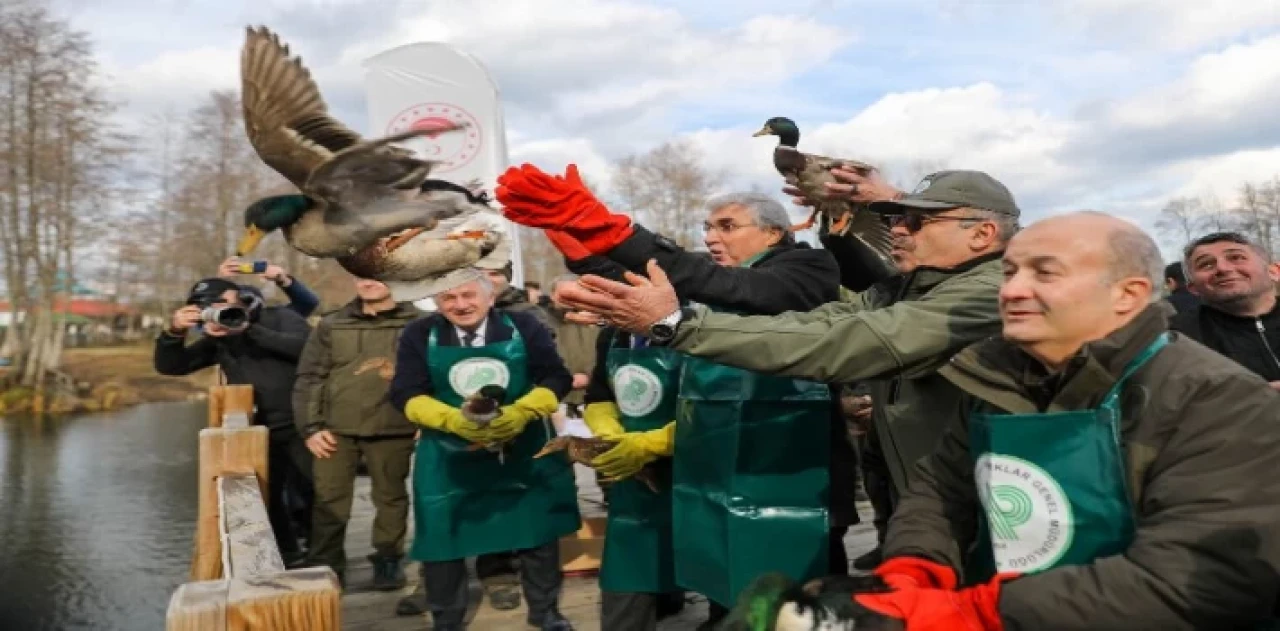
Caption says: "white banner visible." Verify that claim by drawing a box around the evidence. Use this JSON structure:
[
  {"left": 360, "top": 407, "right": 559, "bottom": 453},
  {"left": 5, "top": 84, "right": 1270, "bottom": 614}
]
[{"left": 362, "top": 43, "right": 522, "bottom": 289}]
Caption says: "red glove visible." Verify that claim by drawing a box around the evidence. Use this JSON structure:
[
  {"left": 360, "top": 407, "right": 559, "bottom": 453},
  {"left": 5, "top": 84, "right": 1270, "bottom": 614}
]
[
  {"left": 854, "top": 573, "right": 1014, "bottom": 631},
  {"left": 874, "top": 557, "right": 959, "bottom": 590},
  {"left": 545, "top": 229, "right": 592, "bottom": 262},
  {"left": 495, "top": 163, "right": 633, "bottom": 254}
]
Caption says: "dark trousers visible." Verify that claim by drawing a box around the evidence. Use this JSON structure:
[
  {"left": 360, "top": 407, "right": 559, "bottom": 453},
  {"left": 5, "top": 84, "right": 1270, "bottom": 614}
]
[
  {"left": 424, "top": 541, "right": 562, "bottom": 627},
  {"left": 477, "top": 550, "right": 519, "bottom": 586},
  {"left": 267, "top": 430, "right": 314, "bottom": 558},
  {"left": 829, "top": 526, "right": 849, "bottom": 573},
  {"left": 860, "top": 428, "right": 896, "bottom": 545},
  {"left": 308, "top": 434, "right": 415, "bottom": 574}
]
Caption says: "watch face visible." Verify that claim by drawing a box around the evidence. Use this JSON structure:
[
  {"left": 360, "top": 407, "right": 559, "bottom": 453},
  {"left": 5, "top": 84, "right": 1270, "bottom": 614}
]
[{"left": 650, "top": 324, "right": 675, "bottom": 340}]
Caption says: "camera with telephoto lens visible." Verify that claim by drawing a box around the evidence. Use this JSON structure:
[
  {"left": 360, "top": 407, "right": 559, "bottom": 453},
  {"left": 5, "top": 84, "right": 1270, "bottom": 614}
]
[{"left": 200, "top": 305, "right": 249, "bottom": 328}]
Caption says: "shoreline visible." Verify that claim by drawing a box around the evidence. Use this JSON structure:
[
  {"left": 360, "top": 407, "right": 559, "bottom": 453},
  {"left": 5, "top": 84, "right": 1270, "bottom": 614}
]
[{"left": 0, "top": 344, "right": 212, "bottom": 415}]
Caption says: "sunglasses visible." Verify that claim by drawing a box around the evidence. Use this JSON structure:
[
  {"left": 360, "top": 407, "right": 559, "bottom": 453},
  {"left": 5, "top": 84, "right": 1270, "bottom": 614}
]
[{"left": 881, "top": 213, "right": 986, "bottom": 232}]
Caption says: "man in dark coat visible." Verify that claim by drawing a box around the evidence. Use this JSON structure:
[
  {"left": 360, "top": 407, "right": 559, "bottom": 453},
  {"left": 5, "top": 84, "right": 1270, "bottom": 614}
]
[
  {"left": 154, "top": 277, "right": 314, "bottom": 566},
  {"left": 389, "top": 270, "right": 577, "bottom": 631},
  {"left": 1162, "top": 261, "right": 1200, "bottom": 314},
  {"left": 497, "top": 167, "right": 842, "bottom": 627},
  {"left": 1171, "top": 231, "right": 1280, "bottom": 385}
]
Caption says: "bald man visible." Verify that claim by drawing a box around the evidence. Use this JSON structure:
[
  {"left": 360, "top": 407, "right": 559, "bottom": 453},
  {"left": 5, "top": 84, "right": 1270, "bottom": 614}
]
[{"left": 814, "top": 212, "right": 1280, "bottom": 630}]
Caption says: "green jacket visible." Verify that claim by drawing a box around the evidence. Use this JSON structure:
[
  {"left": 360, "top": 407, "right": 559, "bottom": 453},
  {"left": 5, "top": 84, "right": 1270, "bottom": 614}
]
[
  {"left": 548, "top": 307, "right": 600, "bottom": 405},
  {"left": 495, "top": 285, "right": 553, "bottom": 331},
  {"left": 292, "top": 300, "right": 422, "bottom": 438},
  {"left": 669, "top": 253, "right": 1004, "bottom": 494},
  {"left": 887, "top": 303, "right": 1280, "bottom": 629}
]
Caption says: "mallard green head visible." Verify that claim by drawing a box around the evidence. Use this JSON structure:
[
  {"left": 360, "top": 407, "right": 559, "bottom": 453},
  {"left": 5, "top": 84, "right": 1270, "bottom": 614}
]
[
  {"left": 237, "top": 195, "right": 312, "bottom": 255},
  {"left": 752, "top": 116, "right": 800, "bottom": 148}
]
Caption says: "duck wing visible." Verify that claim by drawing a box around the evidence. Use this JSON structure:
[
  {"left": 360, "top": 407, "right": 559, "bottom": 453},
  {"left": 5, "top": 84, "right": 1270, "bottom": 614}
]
[{"left": 241, "top": 25, "right": 364, "bottom": 190}]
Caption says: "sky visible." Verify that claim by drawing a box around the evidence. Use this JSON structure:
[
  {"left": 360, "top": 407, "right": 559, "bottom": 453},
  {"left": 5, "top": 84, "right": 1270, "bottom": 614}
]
[{"left": 60, "top": 0, "right": 1280, "bottom": 257}]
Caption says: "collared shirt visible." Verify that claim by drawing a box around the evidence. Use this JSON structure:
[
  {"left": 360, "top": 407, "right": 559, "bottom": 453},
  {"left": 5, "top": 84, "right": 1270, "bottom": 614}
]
[{"left": 454, "top": 317, "right": 489, "bottom": 347}]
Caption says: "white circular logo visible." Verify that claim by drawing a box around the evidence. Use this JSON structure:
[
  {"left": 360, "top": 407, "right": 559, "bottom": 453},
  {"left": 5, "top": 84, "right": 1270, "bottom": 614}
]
[
  {"left": 974, "top": 453, "right": 1073, "bottom": 573},
  {"left": 612, "top": 365, "right": 664, "bottom": 417},
  {"left": 448, "top": 358, "right": 510, "bottom": 397},
  {"left": 385, "top": 102, "right": 481, "bottom": 173}
]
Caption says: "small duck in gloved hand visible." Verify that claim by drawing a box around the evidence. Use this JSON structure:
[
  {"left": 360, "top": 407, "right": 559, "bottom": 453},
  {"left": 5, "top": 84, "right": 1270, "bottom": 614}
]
[{"left": 462, "top": 384, "right": 509, "bottom": 462}]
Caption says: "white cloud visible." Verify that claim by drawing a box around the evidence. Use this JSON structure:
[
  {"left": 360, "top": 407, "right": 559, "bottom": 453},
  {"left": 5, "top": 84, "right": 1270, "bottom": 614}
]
[
  {"left": 1050, "top": 0, "right": 1280, "bottom": 52},
  {"left": 73, "top": 0, "right": 1280, "bottom": 253}
]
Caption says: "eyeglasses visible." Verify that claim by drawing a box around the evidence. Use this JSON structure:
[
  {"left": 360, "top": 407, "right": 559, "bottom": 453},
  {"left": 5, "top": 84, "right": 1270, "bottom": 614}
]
[
  {"left": 702, "top": 220, "right": 759, "bottom": 235},
  {"left": 881, "top": 213, "right": 986, "bottom": 233}
]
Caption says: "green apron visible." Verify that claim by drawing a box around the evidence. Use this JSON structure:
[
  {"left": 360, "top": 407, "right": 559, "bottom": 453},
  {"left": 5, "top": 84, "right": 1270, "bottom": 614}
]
[
  {"left": 670, "top": 252, "right": 832, "bottom": 607},
  {"left": 969, "top": 333, "right": 1168, "bottom": 578},
  {"left": 410, "top": 314, "right": 581, "bottom": 562},
  {"left": 599, "top": 332, "right": 684, "bottom": 594}
]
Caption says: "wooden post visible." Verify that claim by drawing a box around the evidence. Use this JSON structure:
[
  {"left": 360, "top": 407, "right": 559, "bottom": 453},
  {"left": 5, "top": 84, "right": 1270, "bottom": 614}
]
[
  {"left": 166, "top": 568, "right": 341, "bottom": 631},
  {"left": 191, "top": 426, "right": 269, "bottom": 581},
  {"left": 208, "top": 385, "right": 254, "bottom": 428}
]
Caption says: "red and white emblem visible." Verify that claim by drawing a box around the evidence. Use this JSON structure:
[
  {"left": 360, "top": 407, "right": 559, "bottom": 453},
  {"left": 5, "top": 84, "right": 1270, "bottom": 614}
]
[{"left": 385, "top": 102, "right": 482, "bottom": 173}]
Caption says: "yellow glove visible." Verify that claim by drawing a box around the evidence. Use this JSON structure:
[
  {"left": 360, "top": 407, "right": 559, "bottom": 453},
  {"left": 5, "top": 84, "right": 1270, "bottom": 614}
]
[
  {"left": 592, "top": 421, "right": 675, "bottom": 481},
  {"left": 486, "top": 387, "right": 559, "bottom": 443},
  {"left": 404, "top": 395, "right": 492, "bottom": 444},
  {"left": 584, "top": 402, "right": 625, "bottom": 439}
]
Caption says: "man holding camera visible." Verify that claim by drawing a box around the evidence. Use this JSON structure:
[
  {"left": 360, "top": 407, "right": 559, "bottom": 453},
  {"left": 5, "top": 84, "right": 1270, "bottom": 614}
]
[{"left": 154, "top": 277, "right": 315, "bottom": 566}]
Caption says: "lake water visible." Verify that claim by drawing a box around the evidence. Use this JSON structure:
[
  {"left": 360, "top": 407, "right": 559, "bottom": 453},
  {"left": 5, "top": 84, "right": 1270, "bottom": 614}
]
[{"left": 0, "top": 402, "right": 205, "bottom": 630}]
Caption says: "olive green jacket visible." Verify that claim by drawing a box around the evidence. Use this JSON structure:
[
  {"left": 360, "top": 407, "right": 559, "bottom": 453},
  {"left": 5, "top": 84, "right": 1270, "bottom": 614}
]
[
  {"left": 292, "top": 300, "right": 422, "bottom": 438},
  {"left": 669, "top": 253, "right": 1004, "bottom": 494},
  {"left": 887, "top": 303, "right": 1280, "bottom": 629},
  {"left": 548, "top": 307, "right": 600, "bottom": 405}
]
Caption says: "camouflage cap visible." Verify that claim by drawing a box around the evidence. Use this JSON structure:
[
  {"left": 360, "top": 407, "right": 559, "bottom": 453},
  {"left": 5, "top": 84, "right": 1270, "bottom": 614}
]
[{"left": 868, "top": 170, "right": 1020, "bottom": 217}]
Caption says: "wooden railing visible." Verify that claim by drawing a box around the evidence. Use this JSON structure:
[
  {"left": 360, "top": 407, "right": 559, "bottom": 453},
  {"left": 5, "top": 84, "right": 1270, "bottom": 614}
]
[{"left": 166, "top": 385, "right": 340, "bottom": 630}]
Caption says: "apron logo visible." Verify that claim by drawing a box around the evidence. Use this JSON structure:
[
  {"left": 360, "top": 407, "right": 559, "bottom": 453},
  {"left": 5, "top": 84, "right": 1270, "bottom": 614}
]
[
  {"left": 448, "top": 358, "right": 510, "bottom": 397},
  {"left": 975, "top": 453, "right": 1074, "bottom": 573},
  {"left": 612, "top": 365, "right": 664, "bottom": 417}
]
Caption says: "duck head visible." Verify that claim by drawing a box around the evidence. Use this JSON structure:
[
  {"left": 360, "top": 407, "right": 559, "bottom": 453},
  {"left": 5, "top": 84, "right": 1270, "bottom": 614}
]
[
  {"left": 237, "top": 195, "right": 313, "bottom": 255},
  {"left": 752, "top": 116, "right": 801, "bottom": 148}
]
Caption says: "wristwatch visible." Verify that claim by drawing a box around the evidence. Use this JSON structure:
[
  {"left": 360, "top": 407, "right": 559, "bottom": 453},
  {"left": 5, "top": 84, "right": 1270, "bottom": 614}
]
[{"left": 647, "top": 308, "right": 684, "bottom": 344}]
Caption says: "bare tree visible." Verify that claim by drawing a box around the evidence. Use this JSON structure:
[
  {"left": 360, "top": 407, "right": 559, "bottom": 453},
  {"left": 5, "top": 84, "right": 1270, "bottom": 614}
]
[
  {"left": 0, "top": 1, "right": 130, "bottom": 398},
  {"left": 610, "top": 140, "right": 725, "bottom": 249},
  {"left": 1154, "top": 197, "right": 1204, "bottom": 249}
]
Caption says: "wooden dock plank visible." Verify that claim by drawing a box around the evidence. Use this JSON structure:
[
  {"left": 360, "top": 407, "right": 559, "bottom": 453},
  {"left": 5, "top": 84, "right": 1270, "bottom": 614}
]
[{"left": 338, "top": 464, "right": 879, "bottom": 629}]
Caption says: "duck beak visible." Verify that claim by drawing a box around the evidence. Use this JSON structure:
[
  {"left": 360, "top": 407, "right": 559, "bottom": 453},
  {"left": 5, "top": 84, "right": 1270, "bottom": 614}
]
[
  {"left": 236, "top": 225, "right": 266, "bottom": 256},
  {"left": 751, "top": 126, "right": 772, "bottom": 137}
]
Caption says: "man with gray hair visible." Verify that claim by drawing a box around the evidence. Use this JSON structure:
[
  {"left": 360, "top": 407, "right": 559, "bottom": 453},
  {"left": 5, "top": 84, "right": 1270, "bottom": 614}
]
[
  {"left": 389, "top": 268, "right": 579, "bottom": 631},
  {"left": 1172, "top": 231, "right": 1280, "bottom": 386},
  {"left": 549, "top": 169, "right": 1018, "bottom": 573},
  {"left": 496, "top": 164, "right": 840, "bottom": 628}
]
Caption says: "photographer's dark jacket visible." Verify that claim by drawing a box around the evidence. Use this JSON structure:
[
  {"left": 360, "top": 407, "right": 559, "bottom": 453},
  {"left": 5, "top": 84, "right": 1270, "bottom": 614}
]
[{"left": 154, "top": 307, "right": 312, "bottom": 434}]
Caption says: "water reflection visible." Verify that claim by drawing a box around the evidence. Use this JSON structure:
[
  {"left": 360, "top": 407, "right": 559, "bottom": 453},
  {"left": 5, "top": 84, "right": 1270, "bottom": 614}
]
[{"left": 0, "top": 402, "right": 204, "bottom": 630}]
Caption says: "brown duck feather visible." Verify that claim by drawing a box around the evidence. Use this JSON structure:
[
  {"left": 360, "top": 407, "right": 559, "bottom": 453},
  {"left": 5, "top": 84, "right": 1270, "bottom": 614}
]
[{"left": 534, "top": 436, "right": 661, "bottom": 493}]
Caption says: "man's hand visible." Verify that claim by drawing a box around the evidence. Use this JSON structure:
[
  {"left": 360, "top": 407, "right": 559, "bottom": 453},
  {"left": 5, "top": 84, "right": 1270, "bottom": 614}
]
[
  {"left": 217, "top": 257, "right": 243, "bottom": 278},
  {"left": 306, "top": 430, "right": 338, "bottom": 459},
  {"left": 263, "top": 264, "right": 292, "bottom": 286},
  {"left": 572, "top": 373, "right": 590, "bottom": 389},
  {"left": 841, "top": 394, "right": 873, "bottom": 434},
  {"left": 170, "top": 305, "right": 202, "bottom": 333},
  {"left": 1270, "top": 381, "right": 1280, "bottom": 392},
  {"left": 556, "top": 259, "right": 678, "bottom": 335},
  {"left": 825, "top": 166, "right": 903, "bottom": 204}
]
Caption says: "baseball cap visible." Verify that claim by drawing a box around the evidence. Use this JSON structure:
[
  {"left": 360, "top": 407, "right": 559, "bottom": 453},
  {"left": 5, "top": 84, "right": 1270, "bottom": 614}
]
[
  {"left": 186, "top": 278, "right": 240, "bottom": 305},
  {"left": 868, "top": 170, "right": 1020, "bottom": 217}
]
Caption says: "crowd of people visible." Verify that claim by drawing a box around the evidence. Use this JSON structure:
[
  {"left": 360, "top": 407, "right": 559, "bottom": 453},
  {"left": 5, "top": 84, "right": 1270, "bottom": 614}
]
[{"left": 153, "top": 161, "right": 1280, "bottom": 630}]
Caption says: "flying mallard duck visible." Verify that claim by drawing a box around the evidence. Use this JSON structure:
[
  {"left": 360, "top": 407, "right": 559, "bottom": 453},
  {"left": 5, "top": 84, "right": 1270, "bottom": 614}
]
[
  {"left": 338, "top": 179, "right": 506, "bottom": 301},
  {"left": 534, "top": 436, "right": 662, "bottom": 493},
  {"left": 720, "top": 572, "right": 899, "bottom": 631},
  {"left": 753, "top": 116, "right": 897, "bottom": 290},
  {"left": 236, "top": 25, "right": 491, "bottom": 263}
]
